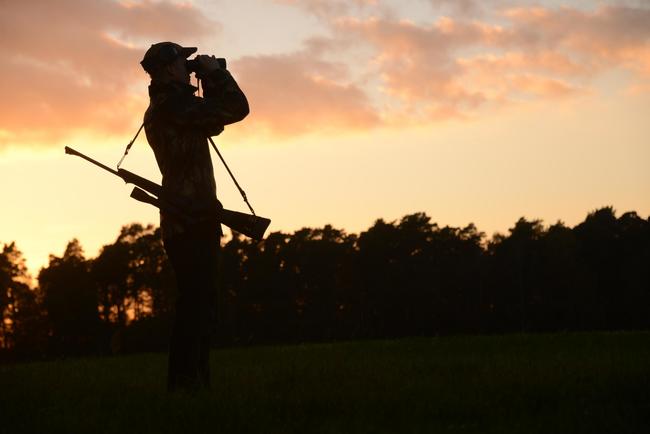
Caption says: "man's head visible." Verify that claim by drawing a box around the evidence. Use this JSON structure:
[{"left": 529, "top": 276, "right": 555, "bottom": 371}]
[{"left": 141, "top": 42, "right": 196, "bottom": 84}]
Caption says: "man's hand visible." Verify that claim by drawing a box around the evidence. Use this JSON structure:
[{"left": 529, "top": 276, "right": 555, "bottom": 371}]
[{"left": 196, "top": 55, "right": 222, "bottom": 74}]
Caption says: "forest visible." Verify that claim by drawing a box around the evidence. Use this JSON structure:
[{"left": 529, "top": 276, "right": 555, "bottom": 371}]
[{"left": 1, "top": 206, "right": 648, "bottom": 360}]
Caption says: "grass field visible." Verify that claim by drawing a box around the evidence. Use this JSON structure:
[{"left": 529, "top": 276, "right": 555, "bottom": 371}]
[{"left": 1, "top": 332, "right": 649, "bottom": 434}]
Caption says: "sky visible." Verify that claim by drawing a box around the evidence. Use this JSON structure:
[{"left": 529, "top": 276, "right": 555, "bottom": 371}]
[{"left": 1, "top": 0, "right": 649, "bottom": 276}]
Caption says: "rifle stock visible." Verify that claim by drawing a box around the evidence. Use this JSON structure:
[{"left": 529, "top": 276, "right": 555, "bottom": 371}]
[
  {"left": 130, "top": 187, "right": 270, "bottom": 240},
  {"left": 220, "top": 208, "right": 271, "bottom": 241},
  {"left": 66, "top": 146, "right": 271, "bottom": 240}
]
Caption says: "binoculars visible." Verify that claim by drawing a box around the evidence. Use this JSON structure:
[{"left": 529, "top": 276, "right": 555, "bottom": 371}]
[{"left": 186, "top": 57, "right": 227, "bottom": 73}]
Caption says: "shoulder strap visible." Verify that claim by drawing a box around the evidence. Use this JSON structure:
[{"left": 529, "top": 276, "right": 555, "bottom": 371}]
[
  {"left": 208, "top": 137, "right": 256, "bottom": 216},
  {"left": 116, "top": 122, "right": 145, "bottom": 169}
]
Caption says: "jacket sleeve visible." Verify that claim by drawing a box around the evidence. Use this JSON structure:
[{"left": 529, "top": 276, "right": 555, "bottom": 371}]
[{"left": 166, "top": 69, "right": 249, "bottom": 136}]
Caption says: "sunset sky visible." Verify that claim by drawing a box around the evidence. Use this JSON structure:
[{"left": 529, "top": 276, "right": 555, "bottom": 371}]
[{"left": 1, "top": 0, "right": 649, "bottom": 275}]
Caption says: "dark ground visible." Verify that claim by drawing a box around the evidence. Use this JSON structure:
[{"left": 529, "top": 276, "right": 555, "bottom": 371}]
[{"left": 1, "top": 331, "right": 649, "bottom": 434}]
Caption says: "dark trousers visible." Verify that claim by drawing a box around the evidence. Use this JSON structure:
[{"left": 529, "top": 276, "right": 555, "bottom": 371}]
[{"left": 163, "top": 225, "right": 220, "bottom": 392}]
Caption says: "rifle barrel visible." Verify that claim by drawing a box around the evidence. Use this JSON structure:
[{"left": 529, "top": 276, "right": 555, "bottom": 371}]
[
  {"left": 65, "top": 146, "right": 119, "bottom": 177},
  {"left": 118, "top": 168, "right": 162, "bottom": 197}
]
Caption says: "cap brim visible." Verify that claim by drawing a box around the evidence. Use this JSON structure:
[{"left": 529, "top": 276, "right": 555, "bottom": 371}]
[{"left": 180, "top": 47, "right": 197, "bottom": 58}]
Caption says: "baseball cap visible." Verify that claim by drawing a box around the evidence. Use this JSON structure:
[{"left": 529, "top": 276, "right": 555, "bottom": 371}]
[{"left": 140, "top": 42, "right": 197, "bottom": 73}]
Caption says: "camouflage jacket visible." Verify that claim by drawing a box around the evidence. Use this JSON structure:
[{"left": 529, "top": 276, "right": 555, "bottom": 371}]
[{"left": 144, "top": 68, "right": 249, "bottom": 239}]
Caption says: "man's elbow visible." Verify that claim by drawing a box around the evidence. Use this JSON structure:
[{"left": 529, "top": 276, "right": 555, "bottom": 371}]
[
  {"left": 236, "top": 98, "right": 250, "bottom": 122},
  {"left": 221, "top": 95, "right": 249, "bottom": 124}
]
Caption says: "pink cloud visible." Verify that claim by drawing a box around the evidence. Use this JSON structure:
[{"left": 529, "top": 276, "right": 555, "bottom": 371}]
[
  {"left": 232, "top": 52, "right": 380, "bottom": 136},
  {"left": 499, "top": 6, "right": 650, "bottom": 77},
  {"left": 227, "top": 2, "right": 650, "bottom": 133},
  {"left": 330, "top": 4, "right": 650, "bottom": 121},
  {"left": 508, "top": 74, "right": 580, "bottom": 99},
  {"left": 0, "top": 0, "right": 216, "bottom": 148},
  {"left": 458, "top": 51, "right": 589, "bottom": 77},
  {"left": 2, "top": 1, "right": 649, "bottom": 146},
  {"left": 274, "top": 0, "right": 379, "bottom": 20},
  {"left": 336, "top": 16, "right": 498, "bottom": 118}
]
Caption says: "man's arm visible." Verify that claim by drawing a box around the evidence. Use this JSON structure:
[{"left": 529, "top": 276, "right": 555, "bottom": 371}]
[
  {"left": 201, "top": 68, "right": 250, "bottom": 125},
  {"left": 167, "top": 62, "right": 249, "bottom": 135}
]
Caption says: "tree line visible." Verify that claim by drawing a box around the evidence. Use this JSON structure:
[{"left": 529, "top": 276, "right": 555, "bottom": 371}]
[{"left": 1, "top": 206, "right": 648, "bottom": 360}]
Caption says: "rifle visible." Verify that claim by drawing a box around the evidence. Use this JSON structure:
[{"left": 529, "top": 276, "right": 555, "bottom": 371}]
[{"left": 64, "top": 146, "right": 271, "bottom": 240}]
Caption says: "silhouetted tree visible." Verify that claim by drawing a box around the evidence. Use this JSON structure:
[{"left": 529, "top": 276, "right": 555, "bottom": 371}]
[
  {"left": 536, "top": 221, "right": 580, "bottom": 330},
  {"left": 615, "top": 211, "right": 650, "bottom": 329},
  {"left": 39, "top": 239, "right": 100, "bottom": 355},
  {"left": 573, "top": 207, "right": 650, "bottom": 330},
  {"left": 0, "top": 242, "right": 42, "bottom": 352},
  {"left": 356, "top": 213, "right": 485, "bottom": 337},
  {"left": 92, "top": 224, "right": 173, "bottom": 327},
  {"left": 92, "top": 236, "right": 130, "bottom": 326},
  {"left": 487, "top": 218, "right": 546, "bottom": 332},
  {"left": 283, "top": 226, "right": 357, "bottom": 340},
  {"left": 356, "top": 217, "right": 404, "bottom": 337},
  {"left": 3, "top": 206, "right": 650, "bottom": 358},
  {"left": 427, "top": 223, "right": 485, "bottom": 334},
  {"left": 573, "top": 207, "right": 623, "bottom": 329},
  {"left": 90, "top": 224, "right": 174, "bottom": 353}
]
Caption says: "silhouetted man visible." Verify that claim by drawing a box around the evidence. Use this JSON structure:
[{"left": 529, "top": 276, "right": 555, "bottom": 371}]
[{"left": 140, "top": 42, "right": 249, "bottom": 392}]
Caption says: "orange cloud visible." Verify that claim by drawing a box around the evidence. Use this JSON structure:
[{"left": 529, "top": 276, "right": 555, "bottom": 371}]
[
  {"left": 274, "top": 0, "right": 379, "bottom": 20},
  {"left": 500, "top": 6, "right": 650, "bottom": 55},
  {"left": 233, "top": 52, "right": 380, "bottom": 137},
  {"left": 2, "top": 1, "right": 649, "bottom": 146},
  {"left": 337, "top": 16, "right": 491, "bottom": 113},
  {"left": 0, "top": 0, "right": 216, "bottom": 148},
  {"left": 509, "top": 74, "right": 580, "bottom": 99},
  {"left": 458, "top": 51, "right": 589, "bottom": 77},
  {"left": 331, "top": 4, "right": 650, "bottom": 121},
  {"left": 224, "top": 2, "right": 650, "bottom": 134}
]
